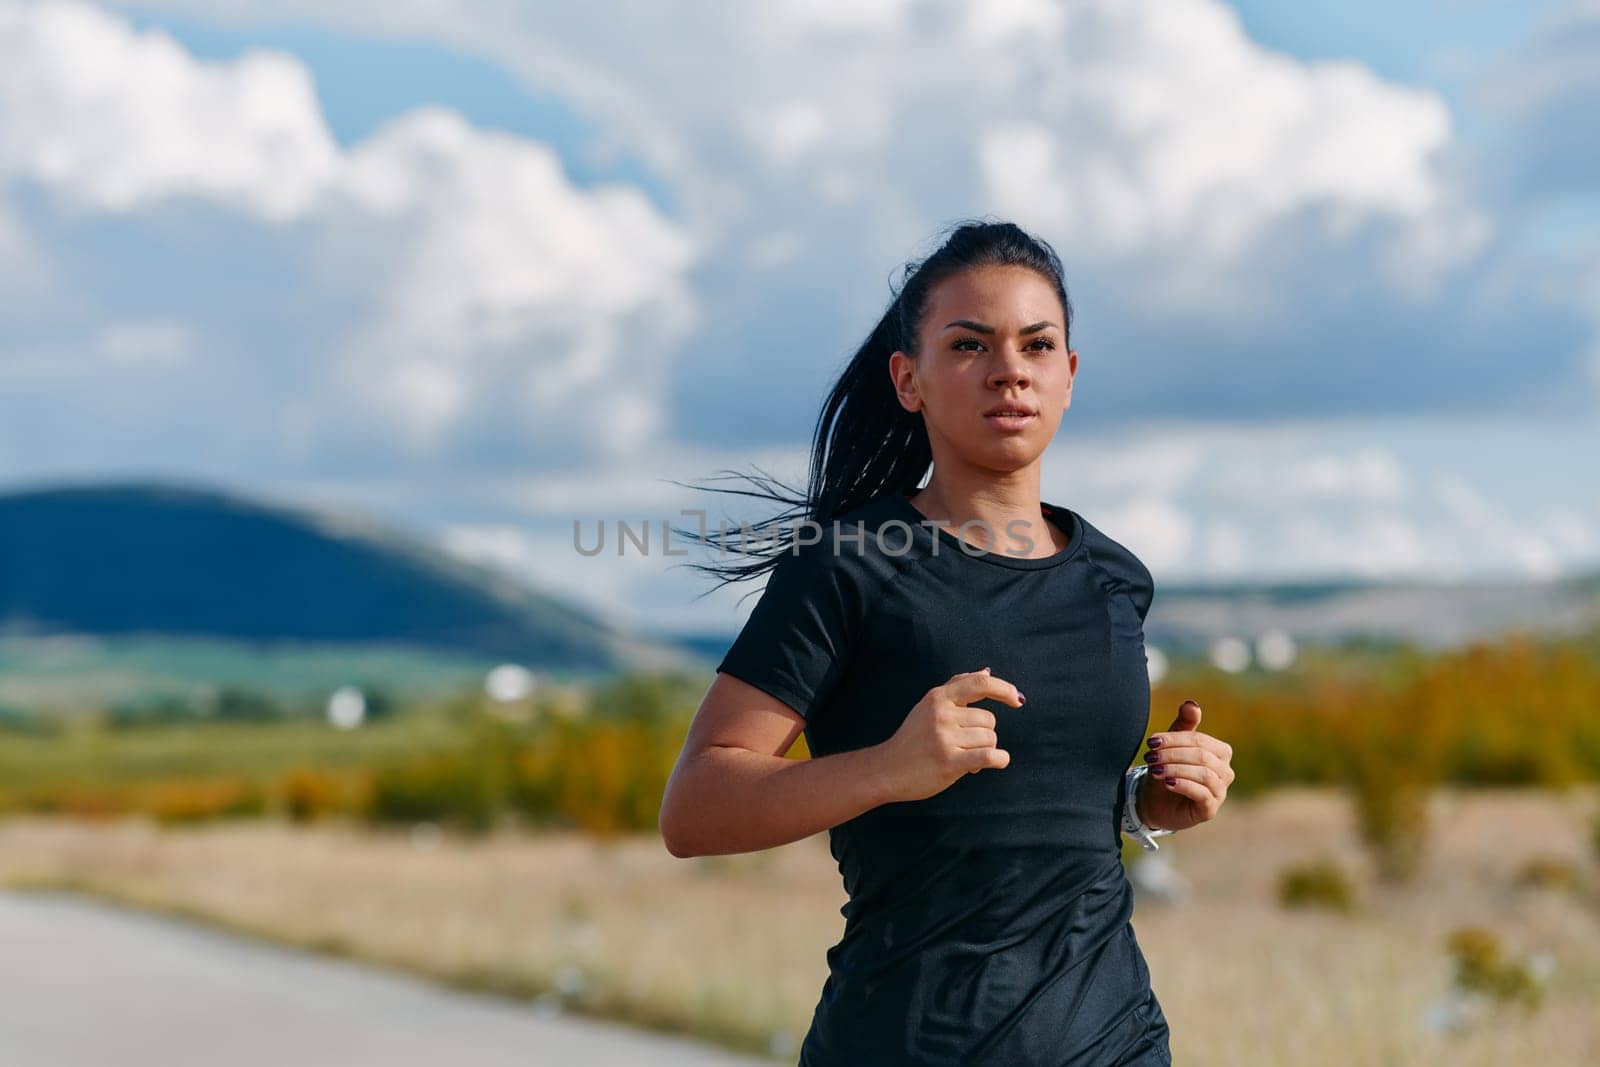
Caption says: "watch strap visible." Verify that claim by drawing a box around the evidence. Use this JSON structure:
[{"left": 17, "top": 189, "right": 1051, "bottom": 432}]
[{"left": 1122, "top": 764, "right": 1175, "bottom": 852}]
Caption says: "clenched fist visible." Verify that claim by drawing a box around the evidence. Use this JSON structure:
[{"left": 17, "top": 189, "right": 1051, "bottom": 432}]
[{"left": 875, "top": 666, "right": 1025, "bottom": 803}]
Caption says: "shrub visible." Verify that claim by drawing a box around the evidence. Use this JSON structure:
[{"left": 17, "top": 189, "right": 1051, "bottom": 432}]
[
  {"left": 1148, "top": 627, "right": 1600, "bottom": 792},
  {"left": 143, "top": 778, "right": 268, "bottom": 825},
  {"left": 367, "top": 751, "right": 502, "bottom": 834},
  {"left": 106, "top": 694, "right": 203, "bottom": 730},
  {"left": 354, "top": 683, "right": 398, "bottom": 722},
  {"left": 0, "top": 704, "right": 56, "bottom": 735},
  {"left": 212, "top": 685, "right": 284, "bottom": 723},
  {"left": 1277, "top": 856, "right": 1356, "bottom": 914},
  {"left": 1514, "top": 855, "right": 1581, "bottom": 892},
  {"left": 31, "top": 784, "right": 128, "bottom": 820},
  {"left": 1347, "top": 742, "right": 1431, "bottom": 884},
  {"left": 279, "top": 766, "right": 369, "bottom": 823},
  {"left": 1445, "top": 926, "right": 1545, "bottom": 1012},
  {"left": 511, "top": 713, "right": 679, "bottom": 837}
]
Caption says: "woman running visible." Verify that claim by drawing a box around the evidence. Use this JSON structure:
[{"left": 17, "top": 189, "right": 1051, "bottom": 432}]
[{"left": 661, "top": 219, "right": 1235, "bottom": 1065}]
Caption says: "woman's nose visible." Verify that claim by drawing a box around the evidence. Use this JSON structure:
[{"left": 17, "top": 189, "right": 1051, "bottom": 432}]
[{"left": 988, "top": 350, "right": 1032, "bottom": 388}]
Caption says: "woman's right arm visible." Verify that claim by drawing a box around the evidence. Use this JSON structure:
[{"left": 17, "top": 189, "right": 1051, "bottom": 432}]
[{"left": 658, "top": 668, "right": 1022, "bottom": 858}]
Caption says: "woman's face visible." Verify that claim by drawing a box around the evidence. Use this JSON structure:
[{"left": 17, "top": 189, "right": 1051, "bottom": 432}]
[{"left": 890, "top": 264, "right": 1076, "bottom": 475}]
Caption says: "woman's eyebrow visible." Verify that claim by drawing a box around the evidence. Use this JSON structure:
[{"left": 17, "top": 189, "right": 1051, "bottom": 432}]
[{"left": 942, "top": 319, "right": 1058, "bottom": 335}]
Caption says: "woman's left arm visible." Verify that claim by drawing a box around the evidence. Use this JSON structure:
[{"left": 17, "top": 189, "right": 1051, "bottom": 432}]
[{"left": 1135, "top": 699, "right": 1235, "bottom": 833}]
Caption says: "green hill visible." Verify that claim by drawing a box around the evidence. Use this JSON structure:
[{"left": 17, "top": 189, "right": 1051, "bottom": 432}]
[{"left": 0, "top": 479, "right": 695, "bottom": 691}]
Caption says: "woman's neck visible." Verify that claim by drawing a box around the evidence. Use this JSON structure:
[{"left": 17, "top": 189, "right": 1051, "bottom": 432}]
[{"left": 905, "top": 477, "right": 1066, "bottom": 558}]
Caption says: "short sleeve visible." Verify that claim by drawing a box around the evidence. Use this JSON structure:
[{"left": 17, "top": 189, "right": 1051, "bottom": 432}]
[
  {"left": 715, "top": 541, "right": 867, "bottom": 720},
  {"left": 1081, "top": 514, "right": 1156, "bottom": 627},
  {"left": 1125, "top": 554, "right": 1155, "bottom": 625}
]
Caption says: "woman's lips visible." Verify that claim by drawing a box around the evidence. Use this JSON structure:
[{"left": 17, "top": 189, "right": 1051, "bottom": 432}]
[{"left": 984, "top": 411, "right": 1036, "bottom": 431}]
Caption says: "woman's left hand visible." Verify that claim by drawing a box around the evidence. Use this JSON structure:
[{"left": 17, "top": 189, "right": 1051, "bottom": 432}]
[{"left": 1138, "top": 700, "right": 1233, "bottom": 833}]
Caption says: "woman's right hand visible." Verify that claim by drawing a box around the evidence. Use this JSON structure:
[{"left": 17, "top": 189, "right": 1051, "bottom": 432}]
[{"left": 874, "top": 667, "right": 1025, "bottom": 803}]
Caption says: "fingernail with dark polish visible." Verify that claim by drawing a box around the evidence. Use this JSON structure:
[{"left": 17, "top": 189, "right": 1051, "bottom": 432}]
[{"left": 1148, "top": 737, "right": 1162, "bottom": 748}]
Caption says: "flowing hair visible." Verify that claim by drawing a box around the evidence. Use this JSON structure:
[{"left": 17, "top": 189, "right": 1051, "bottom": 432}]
[{"left": 669, "top": 217, "right": 1073, "bottom": 601}]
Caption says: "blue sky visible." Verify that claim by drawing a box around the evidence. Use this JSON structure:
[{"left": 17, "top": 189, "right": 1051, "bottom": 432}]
[
  {"left": 1230, "top": 2, "right": 1535, "bottom": 88},
  {"left": 1, "top": 0, "right": 1596, "bottom": 635}
]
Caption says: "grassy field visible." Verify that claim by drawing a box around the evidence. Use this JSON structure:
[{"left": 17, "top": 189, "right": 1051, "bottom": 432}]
[
  {"left": 0, "top": 634, "right": 508, "bottom": 714},
  {"left": 2, "top": 786, "right": 1598, "bottom": 1065}
]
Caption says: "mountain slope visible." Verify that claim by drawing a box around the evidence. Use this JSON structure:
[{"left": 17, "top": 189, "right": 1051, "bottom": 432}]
[{"left": 0, "top": 480, "right": 691, "bottom": 674}]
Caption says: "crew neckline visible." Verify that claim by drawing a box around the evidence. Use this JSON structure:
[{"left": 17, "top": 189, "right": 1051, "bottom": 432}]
[{"left": 891, "top": 491, "right": 1085, "bottom": 570}]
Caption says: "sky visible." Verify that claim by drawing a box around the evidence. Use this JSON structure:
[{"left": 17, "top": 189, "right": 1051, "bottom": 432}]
[{"left": 0, "top": 0, "right": 1596, "bottom": 637}]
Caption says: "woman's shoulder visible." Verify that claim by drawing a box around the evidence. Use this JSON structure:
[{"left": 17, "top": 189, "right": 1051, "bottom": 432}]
[
  {"left": 764, "top": 492, "right": 927, "bottom": 592},
  {"left": 1058, "top": 506, "right": 1155, "bottom": 593}
]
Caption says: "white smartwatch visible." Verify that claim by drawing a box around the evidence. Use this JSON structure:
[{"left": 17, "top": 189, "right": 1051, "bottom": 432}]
[{"left": 1121, "top": 764, "right": 1175, "bottom": 851}]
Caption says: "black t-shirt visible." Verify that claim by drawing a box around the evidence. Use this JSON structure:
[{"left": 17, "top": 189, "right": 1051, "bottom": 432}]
[{"left": 716, "top": 489, "right": 1172, "bottom": 1066}]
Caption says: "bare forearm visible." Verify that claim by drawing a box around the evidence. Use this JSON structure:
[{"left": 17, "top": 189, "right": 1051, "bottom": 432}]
[{"left": 661, "top": 743, "right": 898, "bottom": 857}]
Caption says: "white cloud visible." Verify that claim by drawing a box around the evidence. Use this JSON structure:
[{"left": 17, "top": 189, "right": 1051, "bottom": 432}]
[
  {"left": 0, "top": 316, "right": 196, "bottom": 384},
  {"left": 1202, "top": 444, "right": 1411, "bottom": 504},
  {"left": 0, "top": 0, "right": 338, "bottom": 219},
  {"left": 773, "top": 0, "right": 916, "bottom": 35},
  {"left": 28, "top": 0, "right": 1578, "bottom": 447},
  {"left": 1432, "top": 472, "right": 1497, "bottom": 527},
  {"left": 975, "top": 3, "right": 1488, "bottom": 309},
  {"left": 306, "top": 107, "right": 699, "bottom": 458},
  {"left": 1196, "top": 518, "right": 1253, "bottom": 574},
  {"left": 957, "top": 0, "right": 1066, "bottom": 45},
  {"left": 1046, "top": 424, "right": 1595, "bottom": 585},
  {"left": 1043, "top": 424, "right": 1211, "bottom": 499},
  {"left": 744, "top": 230, "right": 806, "bottom": 269},
  {"left": 1547, "top": 508, "right": 1599, "bottom": 555},
  {"left": 1082, "top": 493, "right": 1194, "bottom": 573},
  {"left": 94, "top": 0, "right": 1491, "bottom": 321},
  {"left": 757, "top": 100, "right": 829, "bottom": 167},
  {"left": 98, "top": 318, "right": 195, "bottom": 367},
  {"left": 0, "top": 0, "right": 701, "bottom": 466}
]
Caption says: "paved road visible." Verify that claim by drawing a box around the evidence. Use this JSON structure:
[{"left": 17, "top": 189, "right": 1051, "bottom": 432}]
[{"left": 0, "top": 890, "right": 774, "bottom": 1067}]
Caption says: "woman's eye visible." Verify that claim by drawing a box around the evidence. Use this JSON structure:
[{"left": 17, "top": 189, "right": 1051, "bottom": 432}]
[{"left": 952, "top": 337, "right": 1055, "bottom": 353}]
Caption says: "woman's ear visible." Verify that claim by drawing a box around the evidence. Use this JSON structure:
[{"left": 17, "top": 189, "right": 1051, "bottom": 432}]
[{"left": 888, "top": 350, "right": 923, "bottom": 413}]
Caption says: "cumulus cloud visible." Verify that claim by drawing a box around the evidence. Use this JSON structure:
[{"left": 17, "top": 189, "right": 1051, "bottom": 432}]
[
  {"left": 1031, "top": 421, "right": 1597, "bottom": 585},
  {"left": 974, "top": 2, "right": 1487, "bottom": 304},
  {"left": 78, "top": 0, "right": 1589, "bottom": 441},
  {"left": 1477, "top": 0, "right": 1600, "bottom": 203},
  {"left": 0, "top": 0, "right": 338, "bottom": 219},
  {"left": 1467, "top": 0, "right": 1600, "bottom": 414},
  {"left": 302, "top": 107, "right": 699, "bottom": 458},
  {"left": 0, "top": 0, "right": 700, "bottom": 470}
]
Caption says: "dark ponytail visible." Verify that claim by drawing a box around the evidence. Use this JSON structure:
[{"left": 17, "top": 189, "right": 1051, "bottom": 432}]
[{"left": 669, "top": 217, "right": 1073, "bottom": 599}]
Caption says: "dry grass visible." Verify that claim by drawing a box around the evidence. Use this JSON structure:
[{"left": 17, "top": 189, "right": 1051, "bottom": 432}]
[{"left": 2, "top": 786, "right": 1598, "bottom": 1065}]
